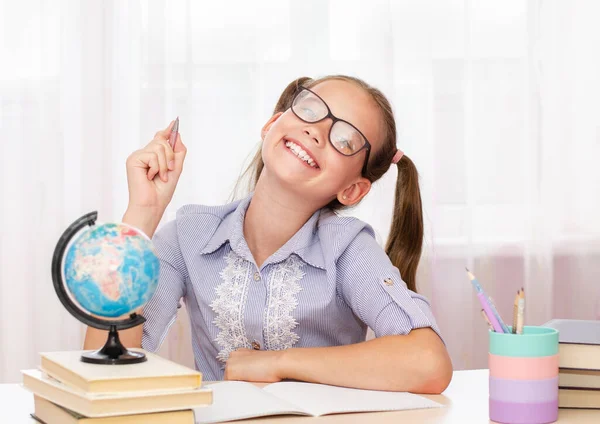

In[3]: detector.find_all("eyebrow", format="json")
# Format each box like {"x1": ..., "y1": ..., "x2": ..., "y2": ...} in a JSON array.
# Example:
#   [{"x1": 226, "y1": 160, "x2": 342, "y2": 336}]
[{"x1": 310, "y1": 89, "x2": 369, "y2": 136}]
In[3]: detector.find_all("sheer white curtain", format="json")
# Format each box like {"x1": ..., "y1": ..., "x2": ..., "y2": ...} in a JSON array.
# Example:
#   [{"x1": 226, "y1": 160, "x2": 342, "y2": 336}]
[{"x1": 1, "y1": 0, "x2": 599, "y2": 383}]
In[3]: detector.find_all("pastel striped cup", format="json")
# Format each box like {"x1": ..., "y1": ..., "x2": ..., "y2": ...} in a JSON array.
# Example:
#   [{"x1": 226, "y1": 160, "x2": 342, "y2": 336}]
[{"x1": 489, "y1": 326, "x2": 559, "y2": 424}]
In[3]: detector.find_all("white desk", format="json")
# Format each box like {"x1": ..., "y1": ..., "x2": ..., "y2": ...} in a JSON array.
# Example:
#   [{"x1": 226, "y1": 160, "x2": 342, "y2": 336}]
[{"x1": 1, "y1": 370, "x2": 599, "y2": 423}]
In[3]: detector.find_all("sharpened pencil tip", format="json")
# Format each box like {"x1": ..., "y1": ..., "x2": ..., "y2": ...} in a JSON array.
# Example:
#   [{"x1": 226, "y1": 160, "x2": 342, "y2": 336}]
[{"x1": 465, "y1": 268, "x2": 476, "y2": 282}]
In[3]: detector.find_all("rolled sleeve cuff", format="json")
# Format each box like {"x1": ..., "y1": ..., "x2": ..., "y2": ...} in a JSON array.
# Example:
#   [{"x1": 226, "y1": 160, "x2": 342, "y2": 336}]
[{"x1": 373, "y1": 277, "x2": 444, "y2": 344}]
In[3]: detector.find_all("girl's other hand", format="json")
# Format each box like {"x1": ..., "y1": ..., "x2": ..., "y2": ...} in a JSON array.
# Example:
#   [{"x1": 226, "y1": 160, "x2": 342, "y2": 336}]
[{"x1": 223, "y1": 349, "x2": 286, "y2": 383}]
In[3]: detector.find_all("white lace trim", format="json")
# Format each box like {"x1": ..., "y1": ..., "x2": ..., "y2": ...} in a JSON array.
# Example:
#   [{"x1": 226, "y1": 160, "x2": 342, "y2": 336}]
[
  {"x1": 264, "y1": 255, "x2": 304, "y2": 351},
  {"x1": 210, "y1": 251, "x2": 252, "y2": 362}
]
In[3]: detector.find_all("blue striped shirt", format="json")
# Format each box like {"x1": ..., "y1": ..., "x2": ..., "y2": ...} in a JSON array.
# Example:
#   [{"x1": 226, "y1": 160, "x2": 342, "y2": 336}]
[{"x1": 142, "y1": 194, "x2": 441, "y2": 381}]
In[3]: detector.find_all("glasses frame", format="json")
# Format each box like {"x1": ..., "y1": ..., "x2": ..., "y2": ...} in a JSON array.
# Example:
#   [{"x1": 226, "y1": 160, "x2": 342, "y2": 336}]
[{"x1": 291, "y1": 87, "x2": 372, "y2": 175}]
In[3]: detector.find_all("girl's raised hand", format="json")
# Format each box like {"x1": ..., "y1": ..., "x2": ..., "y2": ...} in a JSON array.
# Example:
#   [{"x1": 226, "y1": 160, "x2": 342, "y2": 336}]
[{"x1": 125, "y1": 120, "x2": 187, "y2": 215}]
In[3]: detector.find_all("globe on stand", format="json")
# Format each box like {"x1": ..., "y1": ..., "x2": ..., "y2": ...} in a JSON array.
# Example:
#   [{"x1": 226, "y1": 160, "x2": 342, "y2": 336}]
[{"x1": 51, "y1": 212, "x2": 160, "y2": 365}]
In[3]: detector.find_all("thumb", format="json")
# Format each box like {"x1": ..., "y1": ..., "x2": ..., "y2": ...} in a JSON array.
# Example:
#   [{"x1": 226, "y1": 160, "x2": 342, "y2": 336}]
[
  {"x1": 172, "y1": 134, "x2": 187, "y2": 173},
  {"x1": 173, "y1": 133, "x2": 186, "y2": 155},
  {"x1": 159, "y1": 120, "x2": 176, "y2": 139}
]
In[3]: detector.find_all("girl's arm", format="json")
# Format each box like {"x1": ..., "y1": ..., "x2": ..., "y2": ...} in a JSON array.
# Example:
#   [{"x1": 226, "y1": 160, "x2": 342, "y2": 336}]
[
  {"x1": 279, "y1": 328, "x2": 452, "y2": 393},
  {"x1": 225, "y1": 327, "x2": 452, "y2": 394}
]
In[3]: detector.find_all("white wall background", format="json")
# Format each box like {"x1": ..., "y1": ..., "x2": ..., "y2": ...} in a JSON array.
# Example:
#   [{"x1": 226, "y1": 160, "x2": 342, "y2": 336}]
[{"x1": 1, "y1": 0, "x2": 599, "y2": 383}]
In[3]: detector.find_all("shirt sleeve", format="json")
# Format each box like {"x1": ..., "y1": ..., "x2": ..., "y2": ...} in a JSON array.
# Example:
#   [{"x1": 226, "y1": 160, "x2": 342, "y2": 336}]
[
  {"x1": 336, "y1": 228, "x2": 443, "y2": 342},
  {"x1": 141, "y1": 219, "x2": 188, "y2": 352}
]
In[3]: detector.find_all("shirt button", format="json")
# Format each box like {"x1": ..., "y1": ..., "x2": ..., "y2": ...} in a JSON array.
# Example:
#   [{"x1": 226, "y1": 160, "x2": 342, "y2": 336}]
[
  {"x1": 253, "y1": 272, "x2": 261, "y2": 281},
  {"x1": 251, "y1": 341, "x2": 261, "y2": 350},
  {"x1": 384, "y1": 278, "x2": 394, "y2": 286}
]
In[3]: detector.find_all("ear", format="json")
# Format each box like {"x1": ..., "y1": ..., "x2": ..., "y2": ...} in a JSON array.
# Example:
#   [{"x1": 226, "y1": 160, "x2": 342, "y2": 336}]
[
  {"x1": 336, "y1": 177, "x2": 372, "y2": 206},
  {"x1": 261, "y1": 112, "x2": 284, "y2": 140}
]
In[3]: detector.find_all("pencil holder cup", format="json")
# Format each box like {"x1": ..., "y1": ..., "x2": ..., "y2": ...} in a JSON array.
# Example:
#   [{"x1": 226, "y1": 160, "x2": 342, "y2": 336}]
[{"x1": 488, "y1": 326, "x2": 559, "y2": 424}]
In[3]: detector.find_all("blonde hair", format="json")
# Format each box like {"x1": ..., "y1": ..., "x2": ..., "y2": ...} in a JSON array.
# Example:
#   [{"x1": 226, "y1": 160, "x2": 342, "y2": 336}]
[{"x1": 234, "y1": 76, "x2": 424, "y2": 292}]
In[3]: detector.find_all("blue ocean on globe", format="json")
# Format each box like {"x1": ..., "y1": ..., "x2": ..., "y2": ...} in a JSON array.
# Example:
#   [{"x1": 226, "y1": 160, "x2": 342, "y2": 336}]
[{"x1": 63, "y1": 223, "x2": 160, "y2": 318}]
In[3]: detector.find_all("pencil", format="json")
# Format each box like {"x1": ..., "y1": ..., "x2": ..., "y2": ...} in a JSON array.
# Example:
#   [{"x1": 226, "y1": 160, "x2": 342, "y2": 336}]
[
  {"x1": 488, "y1": 296, "x2": 510, "y2": 334},
  {"x1": 465, "y1": 268, "x2": 504, "y2": 333},
  {"x1": 512, "y1": 290, "x2": 519, "y2": 334},
  {"x1": 516, "y1": 288, "x2": 525, "y2": 334},
  {"x1": 481, "y1": 309, "x2": 494, "y2": 331}
]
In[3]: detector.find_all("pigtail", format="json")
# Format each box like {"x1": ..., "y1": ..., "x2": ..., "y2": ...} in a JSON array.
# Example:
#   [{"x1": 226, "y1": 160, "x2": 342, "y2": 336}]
[{"x1": 384, "y1": 155, "x2": 423, "y2": 293}]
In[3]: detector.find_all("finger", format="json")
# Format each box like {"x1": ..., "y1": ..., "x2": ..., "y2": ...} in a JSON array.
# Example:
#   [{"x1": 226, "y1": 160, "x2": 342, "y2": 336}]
[
  {"x1": 148, "y1": 143, "x2": 169, "y2": 182},
  {"x1": 173, "y1": 133, "x2": 185, "y2": 153},
  {"x1": 155, "y1": 120, "x2": 176, "y2": 140},
  {"x1": 172, "y1": 134, "x2": 187, "y2": 172},
  {"x1": 146, "y1": 153, "x2": 160, "y2": 181},
  {"x1": 149, "y1": 137, "x2": 175, "y2": 171},
  {"x1": 155, "y1": 138, "x2": 175, "y2": 170},
  {"x1": 129, "y1": 150, "x2": 157, "y2": 171}
]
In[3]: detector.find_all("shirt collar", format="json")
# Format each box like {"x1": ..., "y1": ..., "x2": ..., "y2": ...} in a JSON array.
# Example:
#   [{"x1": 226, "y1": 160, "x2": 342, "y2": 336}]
[{"x1": 200, "y1": 193, "x2": 326, "y2": 270}]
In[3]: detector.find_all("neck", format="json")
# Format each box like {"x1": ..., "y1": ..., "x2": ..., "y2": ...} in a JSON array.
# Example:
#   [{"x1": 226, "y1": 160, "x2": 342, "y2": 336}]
[{"x1": 243, "y1": 172, "x2": 319, "y2": 268}]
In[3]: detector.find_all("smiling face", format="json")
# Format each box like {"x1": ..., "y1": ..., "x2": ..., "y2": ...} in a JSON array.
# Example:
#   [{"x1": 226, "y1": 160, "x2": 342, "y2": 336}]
[{"x1": 260, "y1": 79, "x2": 385, "y2": 208}]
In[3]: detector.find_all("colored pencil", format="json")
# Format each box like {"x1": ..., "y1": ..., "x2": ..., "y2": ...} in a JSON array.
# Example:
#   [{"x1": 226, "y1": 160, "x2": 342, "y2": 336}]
[
  {"x1": 466, "y1": 268, "x2": 504, "y2": 333},
  {"x1": 516, "y1": 288, "x2": 525, "y2": 334},
  {"x1": 512, "y1": 290, "x2": 520, "y2": 334}
]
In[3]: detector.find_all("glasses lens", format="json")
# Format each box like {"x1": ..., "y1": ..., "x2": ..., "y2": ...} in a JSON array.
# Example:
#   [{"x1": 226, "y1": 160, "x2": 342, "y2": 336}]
[
  {"x1": 292, "y1": 90, "x2": 328, "y2": 123},
  {"x1": 330, "y1": 121, "x2": 366, "y2": 155}
]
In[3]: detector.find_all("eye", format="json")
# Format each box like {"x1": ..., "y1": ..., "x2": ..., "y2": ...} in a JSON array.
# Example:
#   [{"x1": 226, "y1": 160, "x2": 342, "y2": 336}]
[
  {"x1": 337, "y1": 139, "x2": 350, "y2": 149},
  {"x1": 333, "y1": 135, "x2": 354, "y2": 154},
  {"x1": 301, "y1": 107, "x2": 318, "y2": 121}
]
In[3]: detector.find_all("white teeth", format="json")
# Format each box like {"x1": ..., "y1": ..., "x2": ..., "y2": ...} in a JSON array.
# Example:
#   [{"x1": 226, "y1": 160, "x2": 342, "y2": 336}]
[{"x1": 284, "y1": 140, "x2": 317, "y2": 168}]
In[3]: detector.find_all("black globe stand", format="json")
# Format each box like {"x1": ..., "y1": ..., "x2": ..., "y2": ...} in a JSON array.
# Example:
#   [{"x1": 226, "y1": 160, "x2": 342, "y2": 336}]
[
  {"x1": 52, "y1": 211, "x2": 148, "y2": 365},
  {"x1": 81, "y1": 324, "x2": 146, "y2": 365}
]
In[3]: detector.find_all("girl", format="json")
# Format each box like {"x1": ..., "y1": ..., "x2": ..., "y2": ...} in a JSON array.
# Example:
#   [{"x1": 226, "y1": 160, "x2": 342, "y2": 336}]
[{"x1": 85, "y1": 75, "x2": 452, "y2": 394}]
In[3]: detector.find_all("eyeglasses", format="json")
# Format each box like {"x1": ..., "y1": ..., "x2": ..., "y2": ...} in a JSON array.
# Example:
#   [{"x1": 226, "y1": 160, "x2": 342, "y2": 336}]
[{"x1": 291, "y1": 87, "x2": 371, "y2": 175}]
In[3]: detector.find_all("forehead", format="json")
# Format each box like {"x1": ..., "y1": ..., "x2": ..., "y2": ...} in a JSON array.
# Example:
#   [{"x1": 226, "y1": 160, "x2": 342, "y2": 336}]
[{"x1": 309, "y1": 79, "x2": 383, "y2": 148}]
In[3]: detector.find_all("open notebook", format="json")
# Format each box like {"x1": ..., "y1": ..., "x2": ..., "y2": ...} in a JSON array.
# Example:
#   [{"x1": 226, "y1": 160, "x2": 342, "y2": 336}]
[{"x1": 194, "y1": 381, "x2": 442, "y2": 423}]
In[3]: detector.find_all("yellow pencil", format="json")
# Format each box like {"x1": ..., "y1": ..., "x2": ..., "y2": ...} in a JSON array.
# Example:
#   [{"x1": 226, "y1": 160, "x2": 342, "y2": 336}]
[
  {"x1": 512, "y1": 290, "x2": 520, "y2": 334},
  {"x1": 516, "y1": 288, "x2": 525, "y2": 334}
]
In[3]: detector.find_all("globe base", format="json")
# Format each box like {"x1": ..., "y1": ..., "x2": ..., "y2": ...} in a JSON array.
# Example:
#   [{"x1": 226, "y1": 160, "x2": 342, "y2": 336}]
[{"x1": 81, "y1": 325, "x2": 147, "y2": 365}]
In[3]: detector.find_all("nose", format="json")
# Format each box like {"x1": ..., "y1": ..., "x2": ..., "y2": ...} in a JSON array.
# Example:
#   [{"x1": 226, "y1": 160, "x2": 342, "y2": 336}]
[{"x1": 303, "y1": 123, "x2": 327, "y2": 147}]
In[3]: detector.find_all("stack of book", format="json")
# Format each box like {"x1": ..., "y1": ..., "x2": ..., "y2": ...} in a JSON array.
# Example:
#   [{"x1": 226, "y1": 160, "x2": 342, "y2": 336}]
[
  {"x1": 544, "y1": 319, "x2": 600, "y2": 409},
  {"x1": 21, "y1": 349, "x2": 212, "y2": 423}
]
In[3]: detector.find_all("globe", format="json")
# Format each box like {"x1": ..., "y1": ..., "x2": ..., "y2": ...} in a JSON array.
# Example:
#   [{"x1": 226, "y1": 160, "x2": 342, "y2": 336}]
[
  {"x1": 63, "y1": 222, "x2": 159, "y2": 318},
  {"x1": 52, "y1": 211, "x2": 160, "y2": 364}
]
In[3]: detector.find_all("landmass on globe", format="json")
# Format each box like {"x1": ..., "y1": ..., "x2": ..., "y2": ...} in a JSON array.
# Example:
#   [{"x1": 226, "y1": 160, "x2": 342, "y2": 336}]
[{"x1": 63, "y1": 223, "x2": 160, "y2": 318}]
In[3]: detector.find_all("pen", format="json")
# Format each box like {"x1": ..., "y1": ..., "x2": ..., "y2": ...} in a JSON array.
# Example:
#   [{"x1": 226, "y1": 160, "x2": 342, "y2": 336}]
[
  {"x1": 466, "y1": 268, "x2": 504, "y2": 333},
  {"x1": 169, "y1": 116, "x2": 179, "y2": 149}
]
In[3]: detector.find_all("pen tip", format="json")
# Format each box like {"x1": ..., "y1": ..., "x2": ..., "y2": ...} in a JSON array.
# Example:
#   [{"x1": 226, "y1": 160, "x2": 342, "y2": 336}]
[{"x1": 465, "y1": 267, "x2": 470, "y2": 272}]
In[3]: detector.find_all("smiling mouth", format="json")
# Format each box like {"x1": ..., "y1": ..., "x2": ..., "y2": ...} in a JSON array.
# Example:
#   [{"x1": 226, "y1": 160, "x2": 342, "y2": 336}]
[{"x1": 283, "y1": 138, "x2": 320, "y2": 169}]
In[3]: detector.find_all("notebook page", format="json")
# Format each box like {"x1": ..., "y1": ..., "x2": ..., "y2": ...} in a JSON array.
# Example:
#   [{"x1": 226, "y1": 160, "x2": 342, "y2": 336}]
[
  {"x1": 263, "y1": 382, "x2": 443, "y2": 417},
  {"x1": 193, "y1": 381, "x2": 310, "y2": 424}
]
